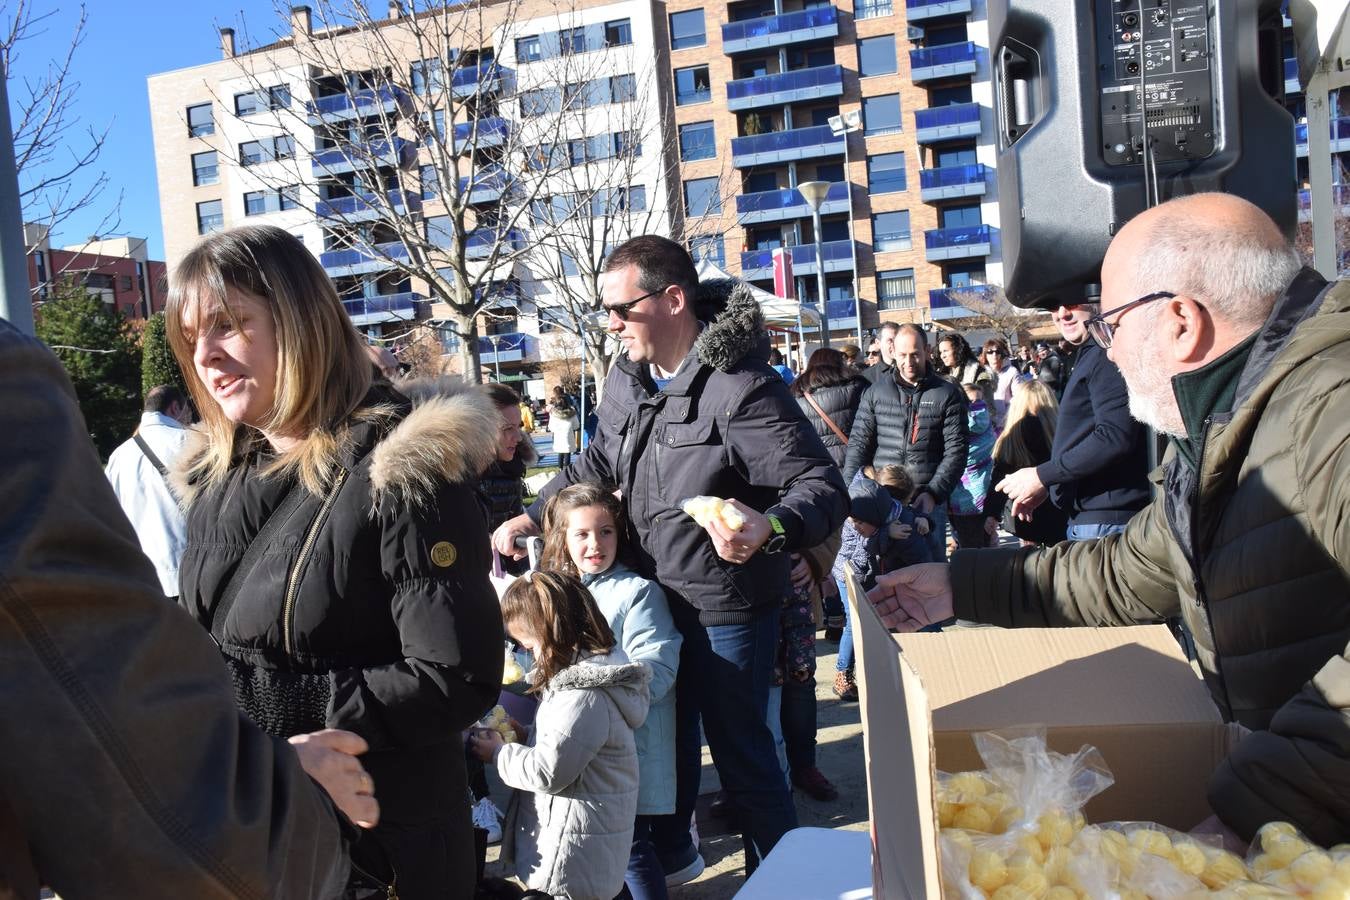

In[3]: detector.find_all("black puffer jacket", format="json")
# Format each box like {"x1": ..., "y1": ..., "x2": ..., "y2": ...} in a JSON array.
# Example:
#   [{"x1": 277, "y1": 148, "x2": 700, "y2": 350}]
[
  {"x1": 529, "y1": 280, "x2": 848, "y2": 625},
  {"x1": 176, "y1": 383, "x2": 505, "y2": 899},
  {"x1": 841, "y1": 369, "x2": 969, "y2": 501},
  {"x1": 794, "y1": 376, "x2": 867, "y2": 468}
]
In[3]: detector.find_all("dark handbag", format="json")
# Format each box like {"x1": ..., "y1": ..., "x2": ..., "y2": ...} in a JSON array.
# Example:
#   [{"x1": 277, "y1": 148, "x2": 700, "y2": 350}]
[{"x1": 208, "y1": 476, "x2": 337, "y2": 739}]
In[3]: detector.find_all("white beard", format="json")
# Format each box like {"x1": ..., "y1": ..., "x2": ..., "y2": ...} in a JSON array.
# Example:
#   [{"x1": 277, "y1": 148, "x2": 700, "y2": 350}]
[{"x1": 1120, "y1": 332, "x2": 1187, "y2": 437}]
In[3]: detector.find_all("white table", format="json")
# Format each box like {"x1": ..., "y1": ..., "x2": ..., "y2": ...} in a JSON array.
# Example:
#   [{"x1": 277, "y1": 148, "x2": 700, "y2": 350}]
[{"x1": 733, "y1": 827, "x2": 873, "y2": 900}]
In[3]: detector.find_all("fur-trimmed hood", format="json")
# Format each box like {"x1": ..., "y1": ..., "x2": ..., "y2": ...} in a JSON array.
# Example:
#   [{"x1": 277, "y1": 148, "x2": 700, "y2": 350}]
[
  {"x1": 692, "y1": 279, "x2": 770, "y2": 373},
  {"x1": 544, "y1": 651, "x2": 651, "y2": 729}
]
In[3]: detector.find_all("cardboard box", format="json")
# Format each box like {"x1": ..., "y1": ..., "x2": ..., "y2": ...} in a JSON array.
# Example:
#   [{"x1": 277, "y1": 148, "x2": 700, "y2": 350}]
[{"x1": 844, "y1": 572, "x2": 1234, "y2": 899}]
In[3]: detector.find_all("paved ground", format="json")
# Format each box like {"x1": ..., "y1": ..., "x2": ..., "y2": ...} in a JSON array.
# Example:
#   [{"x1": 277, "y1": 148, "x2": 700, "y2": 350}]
[{"x1": 484, "y1": 638, "x2": 869, "y2": 899}]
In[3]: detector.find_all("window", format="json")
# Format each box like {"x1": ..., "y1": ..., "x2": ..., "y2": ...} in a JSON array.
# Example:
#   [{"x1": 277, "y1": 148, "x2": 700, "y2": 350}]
[
  {"x1": 516, "y1": 35, "x2": 541, "y2": 62},
  {"x1": 421, "y1": 164, "x2": 440, "y2": 198},
  {"x1": 561, "y1": 253, "x2": 579, "y2": 277},
  {"x1": 269, "y1": 85, "x2": 291, "y2": 110},
  {"x1": 559, "y1": 26, "x2": 586, "y2": 54},
  {"x1": 240, "y1": 136, "x2": 291, "y2": 166},
  {"x1": 814, "y1": 162, "x2": 845, "y2": 182},
  {"x1": 627, "y1": 185, "x2": 647, "y2": 212},
  {"x1": 243, "y1": 190, "x2": 268, "y2": 216},
  {"x1": 563, "y1": 81, "x2": 590, "y2": 107},
  {"x1": 411, "y1": 58, "x2": 444, "y2": 93},
  {"x1": 857, "y1": 35, "x2": 897, "y2": 76},
  {"x1": 872, "y1": 210, "x2": 912, "y2": 252},
  {"x1": 120, "y1": 275, "x2": 134, "y2": 292},
  {"x1": 520, "y1": 87, "x2": 558, "y2": 117},
  {"x1": 197, "y1": 200, "x2": 224, "y2": 235},
  {"x1": 867, "y1": 151, "x2": 907, "y2": 193},
  {"x1": 863, "y1": 95, "x2": 902, "y2": 136},
  {"x1": 235, "y1": 91, "x2": 260, "y2": 117},
  {"x1": 941, "y1": 204, "x2": 982, "y2": 228},
  {"x1": 614, "y1": 131, "x2": 641, "y2": 157},
  {"x1": 877, "y1": 268, "x2": 916, "y2": 309},
  {"x1": 605, "y1": 19, "x2": 632, "y2": 46},
  {"x1": 679, "y1": 121, "x2": 715, "y2": 161},
  {"x1": 426, "y1": 214, "x2": 454, "y2": 248},
  {"x1": 683, "y1": 176, "x2": 721, "y2": 217},
  {"x1": 273, "y1": 135, "x2": 295, "y2": 160},
  {"x1": 931, "y1": 83, "x2": 973, "y2": 105},
  {"x1": 280, "y1": 185, "x2": 302, "y2": 211},
  {"x1": 240, "y1": 140, "x2": 264, "y2": 167},
  {"x1": 936, "y1": 146, "x2": 978, "y2": 167},
  {"x1": 187, "y1": 103, "x2": 214, "y2": 137},
  {"x1": 855, "y1": 0, "x2": 893, "y2": 19},
  {"x1": 669, "y1": 10, "x2": 707, "y2": 49},
  {"x1": 690, "y1": 235, "x2": 725, "y2": 267},
  {"x1": 191, "y1": 150, "x2": 219, "y2": 186},
  {"x1": 235, "y1": 85, "x2": 289, "y2": 116},
  {"x1": 568, "y1": 139, "x2": 589, "y2": 166},
  {"x1": 610, "y1": 74, "x2": 636, "y2": 103},
  {"x1": 674, "y1": 65, "x2": 711, "y2": 105}
]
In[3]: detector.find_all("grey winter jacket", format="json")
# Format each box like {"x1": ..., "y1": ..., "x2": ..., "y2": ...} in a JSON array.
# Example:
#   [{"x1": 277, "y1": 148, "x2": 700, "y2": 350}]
[
  {"x1": 795, "y1": 376, "x2": 867, "y2": 468},
  {"x1": 841, "y1": 370, "x2": 969, "y2": 502},
  {"x1": 530, "y1": 280, "x2": 848, "y2": 625},
  {"x1": 497, "y1": 651, "x2": 650, "y2": 900}
]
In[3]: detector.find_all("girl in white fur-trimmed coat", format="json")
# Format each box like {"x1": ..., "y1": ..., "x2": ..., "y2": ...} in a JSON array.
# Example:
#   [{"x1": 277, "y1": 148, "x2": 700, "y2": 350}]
[{"x1": 471, "y1": 572, "x2": 650, "y2": 900}]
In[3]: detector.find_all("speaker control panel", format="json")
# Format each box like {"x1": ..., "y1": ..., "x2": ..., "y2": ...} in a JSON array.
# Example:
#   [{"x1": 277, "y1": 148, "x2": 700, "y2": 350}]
[{"x1": 1098, "y1": 0, "x2": 1216, "y2": 165}]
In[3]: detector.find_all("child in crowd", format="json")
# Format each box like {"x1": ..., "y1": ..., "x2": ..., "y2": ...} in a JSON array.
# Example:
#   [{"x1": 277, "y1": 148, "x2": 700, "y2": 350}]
[
  {"x1": 831, "y1": 466, "x2": 932, "y2": 700},
  {"x1": 470, "y1": 572, "x2": 650, "y2": 900},
  {"x1": 948, "y1": 383, "x2": 997, "y2": 550},
  {"x1": 540, "y1": 483, "x2": 681, "y2": 900}
]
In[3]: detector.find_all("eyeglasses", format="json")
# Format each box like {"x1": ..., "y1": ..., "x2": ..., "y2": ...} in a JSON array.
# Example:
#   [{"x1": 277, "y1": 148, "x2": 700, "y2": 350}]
[
  {"x1": 603, "y1": 287, "x2": 666, "y2": 322},
  {"x1": 988, "y1": 350, "x2": 1006, "y2": 357},
  {"x1": 1084, "y1": 291, "x2": 1175, "y2": 349},
  {"x1": 866, "y1": 351, "x2": 881, "y2": 358}
]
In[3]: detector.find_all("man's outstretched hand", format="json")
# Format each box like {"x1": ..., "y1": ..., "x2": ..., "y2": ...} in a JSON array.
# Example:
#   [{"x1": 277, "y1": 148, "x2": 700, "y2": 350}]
[{"x1": 866, "y1": 563, "x2": 954, "y2": 631}]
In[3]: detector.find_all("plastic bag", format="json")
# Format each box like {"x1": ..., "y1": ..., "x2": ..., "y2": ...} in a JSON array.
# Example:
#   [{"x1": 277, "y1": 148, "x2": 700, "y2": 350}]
[
  {"x1": 680, "y1": 495, "x2": 746, "y2": 531},
  {"x1": 1244, "y1": 821, "x2": 1350, "y2": 896}
]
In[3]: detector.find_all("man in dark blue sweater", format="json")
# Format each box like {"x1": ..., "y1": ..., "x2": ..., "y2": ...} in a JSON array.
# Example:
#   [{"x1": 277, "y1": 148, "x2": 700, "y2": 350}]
[{"x1": 995, "y1": 294, "x2": 1151, "y2": 539}]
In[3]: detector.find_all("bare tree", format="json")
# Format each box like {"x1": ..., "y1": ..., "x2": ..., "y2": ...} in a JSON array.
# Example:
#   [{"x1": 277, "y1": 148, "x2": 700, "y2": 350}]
[
  {"x1": 949, "y1": 284, "x2": 1044, "y2": 347},
  {"x1": 2, "y1": 0, "x2": 121, "y2": 262}
]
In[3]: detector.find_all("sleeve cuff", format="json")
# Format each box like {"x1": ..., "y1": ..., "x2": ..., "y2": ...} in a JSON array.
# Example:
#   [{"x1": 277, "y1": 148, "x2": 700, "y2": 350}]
[
  {"x1": 1036, "y1": 460, "x2": 1066, "y2": 485},
  {"x1": 766, "y1": 505, "x2": 805, "y2": 550}
]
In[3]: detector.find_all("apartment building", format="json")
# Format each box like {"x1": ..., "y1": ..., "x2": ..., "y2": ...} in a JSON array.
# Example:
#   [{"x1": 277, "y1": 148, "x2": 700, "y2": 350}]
[
  {"x1": 1283, "y1": 20, "x2": 1350, "y2": 264},
  {"x1": 664, "y1": 0, "x2": 1002, "y2": 343},
  {"x1": 147, "y1": 1, "x2": 673, "y2": 380},
  {"x1": 25, "y1": 224, "x2": 169, "y2": 319}
]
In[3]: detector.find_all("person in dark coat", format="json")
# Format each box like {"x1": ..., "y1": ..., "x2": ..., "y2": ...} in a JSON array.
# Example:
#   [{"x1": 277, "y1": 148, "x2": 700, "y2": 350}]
[
  {"x1": 983, "y1": 378, "x2": 1068, "y2": 545},
  {"x1": 493, "y1": 236, "x2": 847, "y2": 880},
  {"x1": 861, "y1": 322, "x2": 898, "y2": 384},
  {"x1": 791, "y1": 347, "x2": 867, "y2": 469},
  {"x1": 166, "y1": 225, "x2": 504, "y2": 899},
  {"x1": 843, "y1": 324, "x2": 968, "y2": 562},
  {"x1": 476, "y1": 381, "x2": 537, "y2": 533}
]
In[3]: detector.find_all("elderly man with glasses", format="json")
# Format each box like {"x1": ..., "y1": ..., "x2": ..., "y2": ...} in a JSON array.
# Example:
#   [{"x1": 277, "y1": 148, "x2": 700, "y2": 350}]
[{"x1": 867, "y1": 192, "x2": 1350, "y2": 850}]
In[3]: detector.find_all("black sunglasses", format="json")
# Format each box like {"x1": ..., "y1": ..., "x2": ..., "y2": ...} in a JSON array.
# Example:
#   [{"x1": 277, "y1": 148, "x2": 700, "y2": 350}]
[
  {"x1": 603, "y1": 287, "x2": 666, "y2": 321},
  {"x1": 1085, "y1": 291, "x2": 1176, "y2": 349}
]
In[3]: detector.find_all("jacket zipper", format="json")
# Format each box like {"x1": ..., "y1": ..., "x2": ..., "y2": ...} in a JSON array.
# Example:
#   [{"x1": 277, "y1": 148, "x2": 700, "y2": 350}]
[
  {"x1": 1188, "y1": 417, "x2": 1234, "y2": 717},
  {"x1": 283, "y1": 469, "x2": 349, "y2": 655}
]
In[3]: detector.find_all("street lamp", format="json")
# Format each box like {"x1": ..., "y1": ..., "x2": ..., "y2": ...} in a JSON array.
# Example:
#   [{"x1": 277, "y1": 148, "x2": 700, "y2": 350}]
[
  {"x1": 828, "y1": 109, "x2": 863, "y2": 349},
  {"x1": 797, "y1": 180, "x2": 832, "y2": 349},
  {"x1": 488, "y1": 334, "x2": 503, "y2": 382}
]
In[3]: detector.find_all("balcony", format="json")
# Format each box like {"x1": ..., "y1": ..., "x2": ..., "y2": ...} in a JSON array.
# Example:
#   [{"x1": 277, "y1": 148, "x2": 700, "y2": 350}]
[
  {"x1": 722, "y1": 6, "x2": 839, "y2": 55},
  {"x1": 736, "y1": 181, "x2": 850, "y2": 225},
  {"x1": 1284, "y1": 57, "x2": 1300, "y2": 95},
  {"x1": 466, "y1": 228, "x2": 526, "y2": 260},
  {"x1": 477, "y1": 331, "x2": 538, "y2": 366},
  {"x1": 458, "y1": 166, "x2": 514, "y2": 204},
  {"x1": 732, "y1": 124, "x2": 844, "y2": 167},
  {"x1": 316, "y1": 189, "x2": 422, "y2": 222},
  {"x1": 451, "y1": 62, "x2": 507, "y2": 97},
  {"x1": 919, "y1": 163, "x2": 989, "y2": 202},
  {"x1": 1297, "y1": 184, "x2": 1350, "y2": 223},
  {"x1": 924, "y1": 224, "x2": 993, "y2": 261},
  {"x1": 452, "y1": 116, "x2": 509, "y2": 153},
  {"x1": 307, "y1": 85, "x2": 409, "y2": 124},
  {"x1": 1294, "y1": 116, "x2": 1350, "y2": 158},
  {"x1": 311, "y1": 138, "x2": 414, "y2": 177},
  {"x1": 905, "y1": 0, "x2": 972, "y2": 21},
  {"x1": 320, "y1": 241, "x2": 411, "y2": 278},
  {"x1": 740, "y1": 239, "x2": 855, "y2": 279},
  {"x1": 928, "y1": 284, "x2": 994, "y2": 320},
  {"x1": 726, "y1": 64, "x2": 844, "y2": 112},
  {"x1": 342, "y1": 291, "x2": 427, "y2": 327},
  {"x1": 915, "y1": 102, "x2": 982, "y2": 143},
  {"x1": 910, "y1": 41, "x2": 979, "y2": 82}
]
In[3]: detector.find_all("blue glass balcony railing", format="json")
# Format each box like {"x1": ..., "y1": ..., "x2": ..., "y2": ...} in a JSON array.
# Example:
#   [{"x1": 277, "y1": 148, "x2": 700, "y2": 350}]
[
  {"x1": 731, "y1": 124, "x2": 844, "y2": 163},
  {"x1": 906, "y1": 0, "x2": 972, "y2": 12},
  {"x1": 741, "y1": 239, "x2": 854, "y2": 273},
  {"x1": 925, "y1": 224, "x2": 992, "y2": 251},
  {"x1": 1295, "y1": 116, "x2": 1350, "y2": 147},
  {"x1": 825, "y1": 298, "x2": 857, "y2": 321},
  {"x1": 1284, "y1": 57, "x2": 1298, "y2": 85},
  {"x1": 451, "y1": 62, "x2": 505, "y2": 90},
  {"x1": 919, "y1": 163, "x2": 987, "y2": 190},
  {"x1": 311, "y1": 138, "x2": 411, "y2": 174},
  {"x1": 722, "y1": 6, "x2": 838, "y2": 45},
  {"x1": 1298, "y1": 185, "x2": 1350, "y2": 208},
  {"x1": 915, "y1": 102, "x2": 981, "y2": 132},
  {"x1": 320, "y1": 241, "x2": 411, "y2": 270},
  {"x1": 727, "y1": 65, "x2": 844, "y2": 107},
  {"x1": 316, "y1": 189, "x2": 420, "y2": 218},
  {"x1": 458, "y1": 166, "x2": 513, "y2": 199},
  {"x1": 466, "y1": 228, "x2": 526, "y2": 258},
  {"x1": 477, "y1": 331, "x2": 533, "y2": 355},
  {"x1": 308, "y1": 85, "x2": 407, "y2": 118},
  {"x1": 736, "y1": 181, "x2": 849, "y2": 215},
  {"x1": 910, "y1": 41, "x2": 978, "y2": 73},
  {"x1": 342, "y1": 291, "x2": 425, "y2": 319},
  {"x1": 452, "y1": 116, "x2": 509, "y2": 149}
]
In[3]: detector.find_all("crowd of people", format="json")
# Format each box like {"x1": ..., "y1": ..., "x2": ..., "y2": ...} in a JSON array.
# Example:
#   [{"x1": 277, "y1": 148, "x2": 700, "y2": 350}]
[{"x1": 4, "y1": 191, "x2": 1349, "y2": 899}]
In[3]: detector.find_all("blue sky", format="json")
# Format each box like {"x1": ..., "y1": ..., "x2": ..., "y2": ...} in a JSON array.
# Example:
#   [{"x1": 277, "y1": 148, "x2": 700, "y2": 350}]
[{"x1": 9, "y1": 0, "x2": 285, "y2": 259}]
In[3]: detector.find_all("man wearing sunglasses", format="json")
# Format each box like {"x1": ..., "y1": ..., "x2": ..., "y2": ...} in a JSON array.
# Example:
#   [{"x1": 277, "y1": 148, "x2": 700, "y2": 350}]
[
  {"x1": 868, "y1": 192, "x2": 1350, "y2": 849},
  {"x1": 493, "y1": 235, "x2": 847, "y2": 880}
]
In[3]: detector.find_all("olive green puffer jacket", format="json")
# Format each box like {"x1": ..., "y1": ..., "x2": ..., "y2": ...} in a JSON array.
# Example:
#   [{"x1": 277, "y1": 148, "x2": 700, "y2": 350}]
[{"x1": 951, "y1": 269, "x2": 1350, "y2": 846}]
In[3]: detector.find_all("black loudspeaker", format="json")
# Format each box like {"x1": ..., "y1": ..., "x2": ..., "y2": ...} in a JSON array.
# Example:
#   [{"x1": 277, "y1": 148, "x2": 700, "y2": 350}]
[{"x1": 990, "y1": 0, "x2": 1297, "y2": 309}]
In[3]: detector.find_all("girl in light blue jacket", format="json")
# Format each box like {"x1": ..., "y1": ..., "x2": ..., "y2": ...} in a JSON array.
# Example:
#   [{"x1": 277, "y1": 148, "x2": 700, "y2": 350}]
[{"x1": 542, "y1": 482, "x2": 682, "y2": 900}]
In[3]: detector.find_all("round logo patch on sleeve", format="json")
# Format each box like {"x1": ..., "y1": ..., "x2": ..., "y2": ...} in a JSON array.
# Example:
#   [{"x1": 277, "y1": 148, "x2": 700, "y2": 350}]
[{"x1": 430, "y1": 541, "x2": 458, "y2": 568}]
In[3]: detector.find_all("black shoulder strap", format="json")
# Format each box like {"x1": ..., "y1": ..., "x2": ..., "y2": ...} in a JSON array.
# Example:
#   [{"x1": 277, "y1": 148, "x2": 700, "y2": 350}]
[
  {"x1": 208, "y1": 481, "x2": 306, "y2": 642},
  {"x1": 134, "y1": 433, "x2": 170, "y2": 480}
]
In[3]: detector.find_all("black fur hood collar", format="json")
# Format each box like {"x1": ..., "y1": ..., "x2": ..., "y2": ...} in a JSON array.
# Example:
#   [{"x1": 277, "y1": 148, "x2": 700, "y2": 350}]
[{"x1": 692, "y1": 279, "x2": 770, "y2": 373}]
